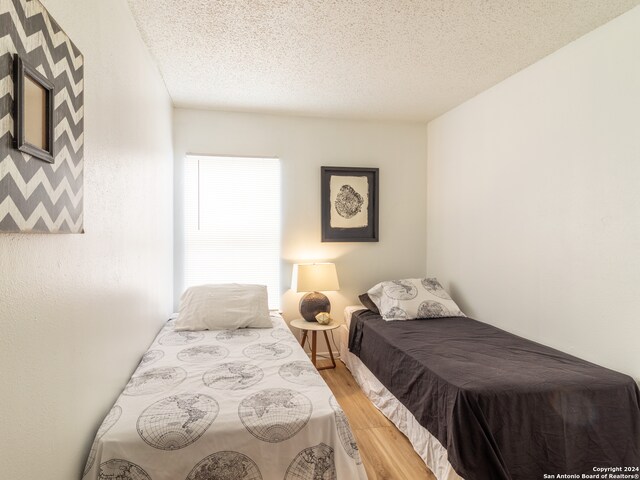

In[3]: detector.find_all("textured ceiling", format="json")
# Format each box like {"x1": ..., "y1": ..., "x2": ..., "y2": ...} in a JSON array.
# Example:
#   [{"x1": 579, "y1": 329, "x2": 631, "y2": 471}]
[{"x1": 127, "y1": 0, "x2": 639, "y2": 122}]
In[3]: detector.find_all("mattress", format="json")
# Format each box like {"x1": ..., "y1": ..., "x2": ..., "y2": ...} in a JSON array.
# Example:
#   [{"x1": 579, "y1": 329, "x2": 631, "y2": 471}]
[
  {"x1": 343, "y1": 305, "x2": 364, "y2": 329},
  {"x1": 83, "y1": 313, "x2": 367, "y2": 480},
  {"x1": 348, "y1": 309, "x2": 640, "y2": 480}
]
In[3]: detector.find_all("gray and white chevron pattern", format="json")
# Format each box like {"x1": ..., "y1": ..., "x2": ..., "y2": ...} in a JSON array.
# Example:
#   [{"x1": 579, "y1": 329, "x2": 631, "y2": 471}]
[{"x1": 0, "y1": 0, "x2": 83, "y2": 233}]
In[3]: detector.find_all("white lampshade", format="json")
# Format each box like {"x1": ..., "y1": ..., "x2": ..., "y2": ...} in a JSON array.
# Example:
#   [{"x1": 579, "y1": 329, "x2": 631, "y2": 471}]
[{"x1": 292, "y1": 263, "x2": 340, "y2": 293}]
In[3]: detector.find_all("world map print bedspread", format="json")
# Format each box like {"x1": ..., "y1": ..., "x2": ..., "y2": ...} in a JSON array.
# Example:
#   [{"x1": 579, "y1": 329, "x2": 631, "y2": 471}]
[{"x1": 83, "y1": 314, "x2": 367, "y2": 480}]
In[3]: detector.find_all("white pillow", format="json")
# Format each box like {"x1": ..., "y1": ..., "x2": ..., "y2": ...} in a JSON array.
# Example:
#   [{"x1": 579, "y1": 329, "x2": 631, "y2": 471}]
[
  {"x1": 175, "y1": 284, "x2": 272, "y2": 331},
  {"x1": 367, "y1": 278, "x2": 465, "y2": 321}
]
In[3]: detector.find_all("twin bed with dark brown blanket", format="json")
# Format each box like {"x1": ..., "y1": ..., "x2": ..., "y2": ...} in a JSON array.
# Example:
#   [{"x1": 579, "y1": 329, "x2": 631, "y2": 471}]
[{"x1": 348, "y1": 309, "x2": 640, "y2": 480}]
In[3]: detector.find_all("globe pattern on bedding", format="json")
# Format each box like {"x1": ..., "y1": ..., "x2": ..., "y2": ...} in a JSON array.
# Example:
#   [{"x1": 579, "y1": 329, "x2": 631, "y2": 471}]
[
  {"x1": 158, "y1": 330, "x2": 204, "y2": 346},
  {"x1": 216, "y1": 329, "x2": 259, "y2": 343},
  {"x1": 139, "y1": 350, "x2": 164, "y2": 367},
  {"x1": 386, "y1": 280, "x2": 418, "y2": 300},
  {"x1": 186, "y1": 451, "x2": 262, "y2": 480},
  {"x1": 177, "y1": 345, "x2": 229, "y2": 363},
  {"x1": 136, "y1": 394, "x2": 219, "y2": 450},
  {"x1": 83, "y1": 405, "x2": 122, "y2": 476},
  {"x1": 98, "y1": 459, "x2": 151, "y2": 480},
  {"x1": 203, "y1": 362, "x2": 264, "y2": 391},
  {"x1": 385, "y1": 306, "x2": 408, "y2": 320},
  {"x1": 279, "y1": 361, "x2": 325, "y2": 386},
  {"x1": 417, "y1": 300, "x2": 453, "y2": 318},
  {"x1": 285, "y1": 443, "x2": 337, "y2": 480},
  {"x1": 123, "y1": 366, "x2": 187, "y2": 396},
  {"x1": 421, "y1": 278, "x2": 452, "y2": 299},
  {"x1": 330, "y1": 395, "x2": 361, "y2": 464},
  {"x1": 243, "y1": 342, "x2": 293, "y2": 360},
  {"x1": 239, "y1": 388, "x2": 313, "y2": 443}
]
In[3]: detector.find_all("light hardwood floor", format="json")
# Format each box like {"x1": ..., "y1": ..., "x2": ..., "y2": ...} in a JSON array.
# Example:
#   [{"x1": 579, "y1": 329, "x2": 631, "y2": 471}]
[{"x1": 319, "y1": 360, "x2": 436, "y2": 480}]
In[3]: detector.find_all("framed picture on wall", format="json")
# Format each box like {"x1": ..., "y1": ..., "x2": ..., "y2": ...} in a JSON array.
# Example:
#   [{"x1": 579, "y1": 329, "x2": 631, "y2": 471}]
[
  {"x1": 321, "y1": 166, "x2": 379, "y2": 242},
  {"x1": 13, "y1": 54, "x2": 55, "y2": 163}
]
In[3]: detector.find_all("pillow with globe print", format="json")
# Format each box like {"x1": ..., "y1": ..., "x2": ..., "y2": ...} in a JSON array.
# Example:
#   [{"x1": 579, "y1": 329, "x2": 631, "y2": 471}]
[{"x1": 367, "y1": 278, "x2": 466, "y2": 321}]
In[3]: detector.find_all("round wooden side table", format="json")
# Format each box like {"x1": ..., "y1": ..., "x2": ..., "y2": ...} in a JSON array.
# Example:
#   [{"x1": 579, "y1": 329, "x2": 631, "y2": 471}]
[{"x1": 289, "y1": 318, "x2": 341, "y2": 370}]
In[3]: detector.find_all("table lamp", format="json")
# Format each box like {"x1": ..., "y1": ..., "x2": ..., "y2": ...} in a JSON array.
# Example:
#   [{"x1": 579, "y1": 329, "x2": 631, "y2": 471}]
[{"x1": 292, "y1": 262, "x2": 340, "y2": 322}]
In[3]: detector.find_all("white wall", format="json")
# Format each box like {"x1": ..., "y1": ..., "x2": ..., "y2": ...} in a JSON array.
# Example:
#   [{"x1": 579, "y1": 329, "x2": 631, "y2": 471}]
[
  {"x1": 0, "y1": 2, "x2": 173, "y2": 479},
  {"x1": 173, "y1": 109, "x2": 428, "y2": 336},
  {"x1": 427, "y1": 6, "x2": 640, "y2": 380}
]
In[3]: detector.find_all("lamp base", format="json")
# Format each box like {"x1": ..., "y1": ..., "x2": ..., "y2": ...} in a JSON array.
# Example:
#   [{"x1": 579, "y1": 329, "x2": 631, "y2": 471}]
[{"x1": 299, "y1": 291, "x2": 331, "y2": 322}]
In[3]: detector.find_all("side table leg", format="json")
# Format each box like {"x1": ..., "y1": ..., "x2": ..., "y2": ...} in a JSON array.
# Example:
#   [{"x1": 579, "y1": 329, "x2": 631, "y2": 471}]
[
  {"x1": 311, "y1": 331, "x2": 317, "y2": 366},
  {"x1": 300, "y1": 330, "x2": 308, "y2": 349},
  {"x1": 318, "y1": 330, "x2": 336, "y2": 370}
]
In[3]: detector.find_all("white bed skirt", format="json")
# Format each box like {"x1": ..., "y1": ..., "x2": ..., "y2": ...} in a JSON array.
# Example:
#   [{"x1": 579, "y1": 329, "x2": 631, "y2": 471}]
[{"x1": 338, "y1": 323, "x2": 464, "y2": 480}]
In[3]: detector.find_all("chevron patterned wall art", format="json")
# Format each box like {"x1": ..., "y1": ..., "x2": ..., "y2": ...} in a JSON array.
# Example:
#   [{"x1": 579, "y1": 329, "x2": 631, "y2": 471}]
[{"x1": 0, "y1": 0, "x2": 83, "y2": 233}]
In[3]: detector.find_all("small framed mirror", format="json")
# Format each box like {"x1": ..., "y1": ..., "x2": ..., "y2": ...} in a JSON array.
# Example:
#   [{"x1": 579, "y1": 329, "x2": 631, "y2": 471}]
[{"x1": 13, "y1": 55, "x2": 55, "y2": 163}]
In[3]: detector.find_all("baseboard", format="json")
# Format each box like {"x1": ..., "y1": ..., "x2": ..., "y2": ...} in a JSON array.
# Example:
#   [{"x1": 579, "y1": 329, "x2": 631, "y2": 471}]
[
  {"x1": 316, "y1": 350, "x2": 341, "y2": 359},
  {"x1": 302, "y1": 349, "x2": 341, "y2": 360}
]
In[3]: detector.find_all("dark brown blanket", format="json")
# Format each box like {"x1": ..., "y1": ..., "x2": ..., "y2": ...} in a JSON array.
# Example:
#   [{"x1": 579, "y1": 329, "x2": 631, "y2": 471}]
[{"x1": 348, "y1": 310, "x2": 640, "y2": 480}]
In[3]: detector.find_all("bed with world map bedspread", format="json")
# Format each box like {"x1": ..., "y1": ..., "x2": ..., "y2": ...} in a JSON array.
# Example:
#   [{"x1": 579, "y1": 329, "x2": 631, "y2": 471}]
[{"x1": 82, "y1": 313, "x2": 366, "y2": 480}]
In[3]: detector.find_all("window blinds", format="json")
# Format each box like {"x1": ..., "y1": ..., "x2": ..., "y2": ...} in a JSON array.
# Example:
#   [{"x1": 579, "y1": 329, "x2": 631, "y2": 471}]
[{"x1": 184, "y1": 155, "x2": 281, "y2": 309}]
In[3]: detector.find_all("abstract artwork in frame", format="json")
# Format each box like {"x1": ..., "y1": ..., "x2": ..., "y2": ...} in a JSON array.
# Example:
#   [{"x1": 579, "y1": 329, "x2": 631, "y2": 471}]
[
  {"x1": 0, "y1": 0, "x2": 84, "y2": 233},
  {"x1": 321, "y1": 166, "x2": 379, "y2": 242}
]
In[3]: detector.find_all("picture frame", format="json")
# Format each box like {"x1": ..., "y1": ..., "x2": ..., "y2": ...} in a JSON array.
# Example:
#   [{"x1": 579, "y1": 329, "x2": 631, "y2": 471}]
[
  {"x1": 321, "y1": 166, "x2": 379, "y2": 242},
  {"x1": 13, "y1": 54, "x2": 55, "y2": 163}
]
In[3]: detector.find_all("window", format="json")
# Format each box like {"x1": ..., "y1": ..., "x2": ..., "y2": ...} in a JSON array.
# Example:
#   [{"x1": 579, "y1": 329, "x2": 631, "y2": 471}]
[{"x1": 184, "y1": 155, "x2": 281, "y2": 309}]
